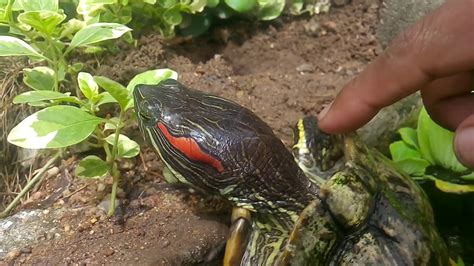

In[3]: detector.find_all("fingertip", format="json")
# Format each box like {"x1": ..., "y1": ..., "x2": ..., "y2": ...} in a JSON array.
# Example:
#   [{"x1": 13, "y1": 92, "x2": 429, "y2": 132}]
[
  {"x1": 454, "y1": 114, "x2": 474, "y2": 169},
  {"x1": 317, "y1": 89, "x2": 381, "y2": 134}
]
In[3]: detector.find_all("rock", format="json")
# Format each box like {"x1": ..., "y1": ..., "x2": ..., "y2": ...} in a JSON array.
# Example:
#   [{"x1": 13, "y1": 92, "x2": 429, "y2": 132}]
[
  {"x1": 377, "y1": 0, "x2": 445, "y2": 48},
  {"x1": 358, "y1": 93, "x2": 422, "y2": 154},
  {"x1": 322, "y1": 21, "x2": 337, "y2": 33},
  {"x1": 103, "y1": 248, "x2": 115, "y2": 257},
  {"x1": 303, "y1": 21, "x2": 321, "y2": 37},
  {"x1": 0, "y1": 209, "x2": 65, "y2": 259}
]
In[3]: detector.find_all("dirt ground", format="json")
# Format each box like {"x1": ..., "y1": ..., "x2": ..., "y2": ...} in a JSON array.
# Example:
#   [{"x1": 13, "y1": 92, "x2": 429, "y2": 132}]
[{"x1": 4, "y1": 0, "x2": 382, "y2": 264}]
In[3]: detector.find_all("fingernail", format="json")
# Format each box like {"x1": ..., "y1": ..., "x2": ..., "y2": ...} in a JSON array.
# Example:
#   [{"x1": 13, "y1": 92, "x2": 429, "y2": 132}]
[
  {"x1": 318, "y1": 101, "x2": 333, "y2": 121},
  {"x1": 454, "y1": 127, "x2": 474, "y2": 168}
]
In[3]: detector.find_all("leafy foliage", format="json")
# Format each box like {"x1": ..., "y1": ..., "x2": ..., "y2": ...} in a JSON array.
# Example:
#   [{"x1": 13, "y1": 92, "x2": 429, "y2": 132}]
[
  {"x1": 8, "y1": 67, "x2": 178, "y2": 215},
  {"x1": 390, "y1": 108, "x2": 474, "y2": 194}
]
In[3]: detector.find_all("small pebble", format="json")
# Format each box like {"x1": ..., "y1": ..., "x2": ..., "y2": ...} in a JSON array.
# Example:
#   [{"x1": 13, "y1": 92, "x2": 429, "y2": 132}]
[
  {"x1": 296, "y1": 63, "x2": 315, "y2": 73},
  {"x1": 103, "y1": 249, "x2": 115, "y2": 257},
  {"x1": 322, "y1": 21, "x2": 338, "y2": 33},
  {"x1": 161, "y1": 240, "x2": 170, "y2": 248},
  {"x1": 97, "y1": 183, "x2": 106, "y2": 192}
]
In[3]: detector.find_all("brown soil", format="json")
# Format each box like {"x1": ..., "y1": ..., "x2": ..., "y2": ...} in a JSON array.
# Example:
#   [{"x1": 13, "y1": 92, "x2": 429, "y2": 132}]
[{"x1": 5, "y1": 0, "x2": 380, "y2": 264}]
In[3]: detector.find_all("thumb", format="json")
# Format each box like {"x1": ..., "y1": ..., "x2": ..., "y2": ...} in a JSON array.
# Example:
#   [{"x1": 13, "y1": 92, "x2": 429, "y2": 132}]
[{"x1": 454, "y1": 114, "x2": 474, "y2": 169}]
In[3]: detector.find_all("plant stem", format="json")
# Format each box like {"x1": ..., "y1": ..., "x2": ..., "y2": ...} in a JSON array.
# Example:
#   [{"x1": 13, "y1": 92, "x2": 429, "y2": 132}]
[
  {"x1": 107, "y1": 110, "x2": 124, "y2": 216},
  {"x1": 44, "y1": 35, "x2": 61, "y2": 92},
  {"x1": 0, "y1": 152, "x2": 61, "y2": 218},
  {"x1": 108, "y1": 165, "x2": 119, "y2": 216}
]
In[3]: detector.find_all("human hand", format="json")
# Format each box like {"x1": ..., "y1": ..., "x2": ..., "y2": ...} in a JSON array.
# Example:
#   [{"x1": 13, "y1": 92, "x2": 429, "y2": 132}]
[{"x1": 317, "y1": 0, "x2": 474, "y2": 167}]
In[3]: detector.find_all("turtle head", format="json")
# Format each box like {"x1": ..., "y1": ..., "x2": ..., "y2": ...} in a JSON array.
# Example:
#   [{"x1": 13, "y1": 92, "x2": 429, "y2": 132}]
[
  {"x1": 133, "y1": 79, "x2": 233, "y2": 192},
  {"x1": 134, "y1": 79, "x2": 186, "y2": 132},
  {"x1": 134, "y1": 80, "x2": 315, "y2": 212},
  {"x1": 292, "y1": 116, "x2": 344, "y2": 182}
]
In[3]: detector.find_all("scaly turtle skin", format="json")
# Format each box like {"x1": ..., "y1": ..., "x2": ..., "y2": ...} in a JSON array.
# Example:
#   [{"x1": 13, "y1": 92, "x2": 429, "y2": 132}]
[{"x1": 133, "y1": 79, "x2": 448, "y2": 265}]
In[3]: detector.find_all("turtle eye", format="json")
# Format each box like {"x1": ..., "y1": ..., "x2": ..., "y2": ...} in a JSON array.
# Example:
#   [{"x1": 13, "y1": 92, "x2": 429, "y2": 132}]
[{"x1": 138, "y1": 100, "x2": 158, "y2": 121}]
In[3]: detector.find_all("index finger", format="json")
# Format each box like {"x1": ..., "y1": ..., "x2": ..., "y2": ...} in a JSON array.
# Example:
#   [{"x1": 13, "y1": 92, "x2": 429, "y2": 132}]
[{"x1": 318, "y1": 0, "x2": 474, "y2": 134}]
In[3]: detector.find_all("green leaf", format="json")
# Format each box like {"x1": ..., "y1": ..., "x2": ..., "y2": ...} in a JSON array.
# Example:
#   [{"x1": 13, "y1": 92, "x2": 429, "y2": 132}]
[
  {"x1": 13, "y1": 91, "x2": 80, "y2": 104},
  {"x1": 460, "y1": 172, "x2": 474, "y2": 181},
  {"x1": 16, "y1": 0, "x2": 58, "y2": 11},
  {"x1": 257, "y1": 0, "x2": 284, "y2": 20},
  {"x1": 288, "y1": 0, "x2": 303, "y2": 14},
  {"x1": 394, "y1": 158, "x2": 429, "y2": 177},
  {"x1": 179, "y1": 13, "x2": 211, "y2": 37},
  {"x1": 0, "y1": 36, "x2": 46, "y2": 59},
  {"x1": 189, "y1": 0, "x2": 207, "y2": 13},
  {"x1": 104, "y1": 117, "x2": 120, "y2": 131},
  {"x1": 23, "y1": 66, "x2": 55, "y2": 91},
  {"x1": 94, "y1": 76, "x2": 130, "y2": 110},
  {"x1": 206, "y1": 0, "x2": 220, "y2": 8},
  {"x1": 225, "y1": 0, "x2": 257, "y2": 13},
  {"x1": 158, "y1": 0, "x2": 176, "y2": 8},
  {"x1": 83, "y1": 45, "x2": 105, "y2": 54},
  {"x1": 417, "y1": 108, "x2": 467, "y2": 173},
  {"x1": 57, "y1": 60, "x2": 67, "y2": 82},
  {"x1": 60, "y1": 18, "x2": 86, "y2": 39},
  {"x1": 67, "y1": 23, "x2": 131, "y2": 52},
  {"x1": 76, "y1": 0, "x2": 116, "y2": 17},
  {"x1": 78, "y1": 72, "x2": 99, "y2": 100},
  {"x1": 434, "y1": 178, "x2": 474, "y2": 194},
  {"x1": 7, "y1": 106, "x2": 103, "y2": 149},
  {"x1": 105, "y1": 133, "x2": 140, "y2": 158},
  {"x1": 69, "y1": 62, "x2": 84, "y2": 72},
  {"x1": 455, "y1": 256, "x2": 465, "y2": 266},
  {"x1": 215, "y1": 4, "x2": 235, "y2": 19},
  {"x1": 163, "y1": 6, "x2": 182, "y2": 26},
  {"x1": 75, "y1": 155, "x2": 109, "y2": 179},
  {"x1": 126, "y1": 68, "x2": 178, "y2": 93},
  {"x1": 397, "y1": 127, "x2": 419, "y2": 150},
  {"x1": 17, "y1": 10, "x2": 66, "y2": 35},
  {"x1": 94, "y1": 91, "x2": 117, "y2": 106},
  {"x1": 389, "y1": 141, "x2": 421, "y2": 161}
]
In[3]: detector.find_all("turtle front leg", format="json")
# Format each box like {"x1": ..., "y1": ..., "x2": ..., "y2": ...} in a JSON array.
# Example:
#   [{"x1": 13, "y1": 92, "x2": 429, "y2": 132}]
[{"x1": 224, "y1": 207, "x2": 252, "y2": 266}]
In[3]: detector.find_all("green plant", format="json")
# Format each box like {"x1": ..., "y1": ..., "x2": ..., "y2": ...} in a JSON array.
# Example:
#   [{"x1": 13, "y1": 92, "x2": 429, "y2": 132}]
[
  {"x1": 0, "y1": 0, "x2": 132, "y2": 92},
  {"x1": 76, "y1": 0, "x2": 306, "y2": 38},
  {"x1": 390, "y1": 108, "x2": 474, "y2": 193},
  {"x1": 288, "y1": 0, "x2": 331, "y2": 15},
  {"x1": 7, "y1": 68, "x2": 178, "y2": 216},
  {"x1": 0, "y1": 0, "x2": 139, "y2": 216}
]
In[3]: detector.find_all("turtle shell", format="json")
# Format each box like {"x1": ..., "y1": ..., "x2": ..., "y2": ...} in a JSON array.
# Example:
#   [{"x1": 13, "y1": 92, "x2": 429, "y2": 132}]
[{"x1": 282, "y1": 133, "x2": 448, "y2": 265}]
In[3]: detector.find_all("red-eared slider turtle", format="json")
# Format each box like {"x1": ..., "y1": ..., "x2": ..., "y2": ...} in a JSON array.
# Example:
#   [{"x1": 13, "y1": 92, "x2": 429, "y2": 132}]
[{"x1": 133, "y1": 79, "x2": 447, "y2": 265}]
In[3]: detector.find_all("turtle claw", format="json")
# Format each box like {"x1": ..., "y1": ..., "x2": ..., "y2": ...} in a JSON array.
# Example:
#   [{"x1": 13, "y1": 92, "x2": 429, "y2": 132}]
[{"x1": 224, "y1": 208, "x2": 252, "y2": 266}]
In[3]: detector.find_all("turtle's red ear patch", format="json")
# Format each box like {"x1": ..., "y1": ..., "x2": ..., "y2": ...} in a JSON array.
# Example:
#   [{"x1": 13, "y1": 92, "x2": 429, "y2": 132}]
[{"x1": 157, "y1": 122, "x2": 224, "y2": 173}]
